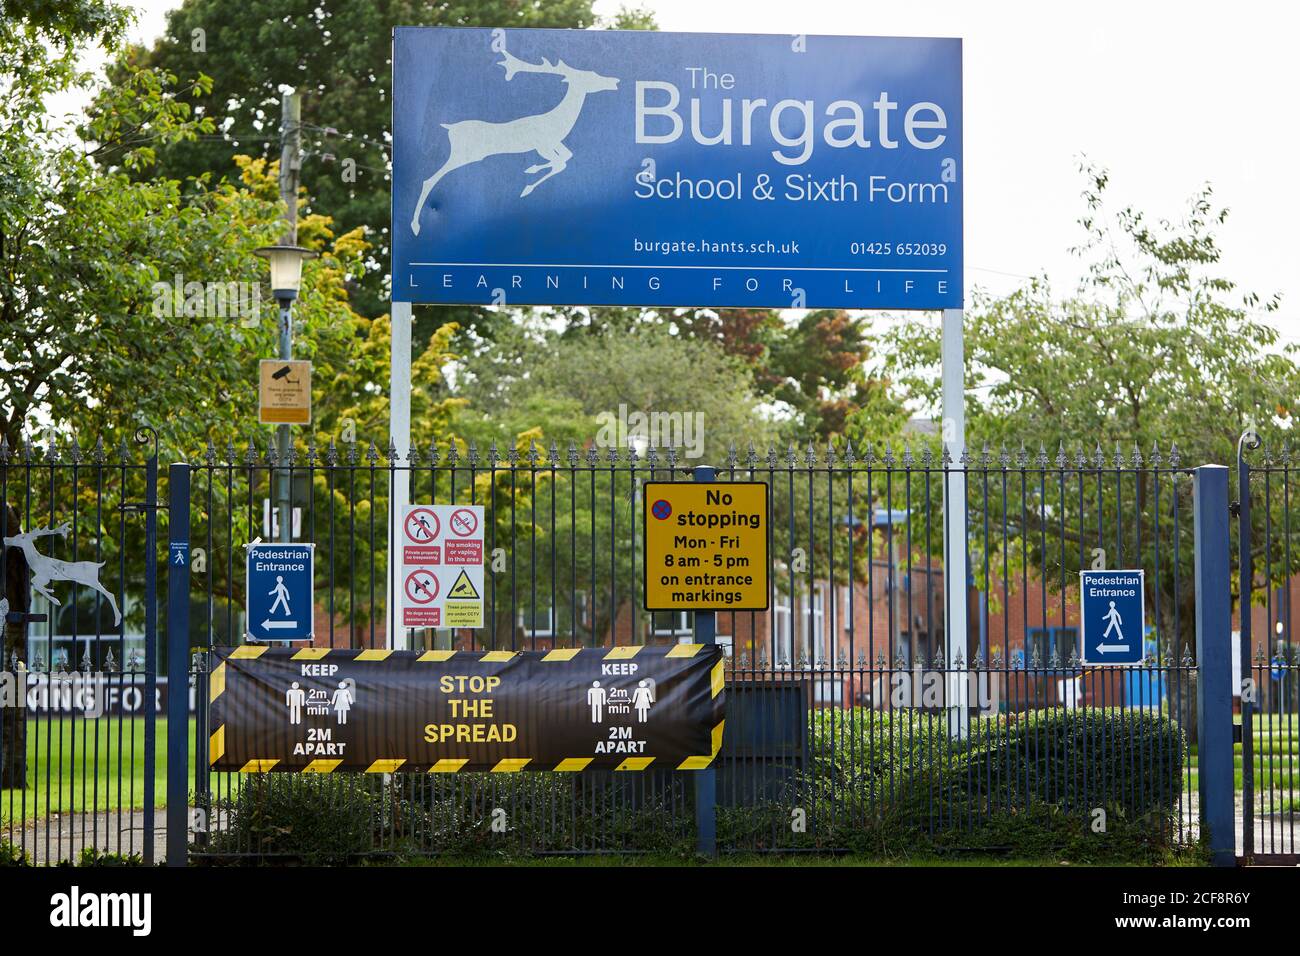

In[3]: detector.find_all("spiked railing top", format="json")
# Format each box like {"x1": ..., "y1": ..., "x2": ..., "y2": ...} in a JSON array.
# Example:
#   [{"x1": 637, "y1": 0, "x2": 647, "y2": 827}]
[{"x1": 9, "y1": 432, "x2": 1214, "y2": 475}]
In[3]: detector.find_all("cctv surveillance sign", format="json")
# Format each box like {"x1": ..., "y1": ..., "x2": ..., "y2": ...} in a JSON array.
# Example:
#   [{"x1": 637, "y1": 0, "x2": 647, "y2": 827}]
[
  {"x1": 259, "y1": 359, "x2": 312, "y2": 425},
  {"x1": 392, "y1": 28, "x2": 962, "y2": 311}
]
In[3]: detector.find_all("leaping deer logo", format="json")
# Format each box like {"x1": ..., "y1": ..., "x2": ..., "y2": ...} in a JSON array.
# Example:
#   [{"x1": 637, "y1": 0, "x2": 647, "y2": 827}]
[
  {"x1": 410, "y1": 45, "x2": 620, "y2": 236},
  {"x1": 3, "y1": 523, "x2": 121, "y2": 625}
]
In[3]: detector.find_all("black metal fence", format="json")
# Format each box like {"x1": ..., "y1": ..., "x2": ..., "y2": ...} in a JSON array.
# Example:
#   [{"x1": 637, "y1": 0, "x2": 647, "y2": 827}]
[
  {"x1": 174, "y1": 437, "x2": 1199, "y2": 859},
  {"x1": 11, "y1": 432, "x2": 1284, "y2": 862},
  {"x1": 1, "y1": 431, "x2": 160, "y2": 865},
  {"x1": 1238, "y1": 443, "x2": 1300, "y2": 862}
]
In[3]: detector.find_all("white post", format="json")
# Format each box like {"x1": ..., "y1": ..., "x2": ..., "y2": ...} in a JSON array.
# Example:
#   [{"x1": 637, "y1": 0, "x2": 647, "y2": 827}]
[
  {"x1": 387, "y1": 299, "x2": 413, "y2": 650},
  {"x1": 942, "y1": 307, "x2": 969, "y2": 738}
]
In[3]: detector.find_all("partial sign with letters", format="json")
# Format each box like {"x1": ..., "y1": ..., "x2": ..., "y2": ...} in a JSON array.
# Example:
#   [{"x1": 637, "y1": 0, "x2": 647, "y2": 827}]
[
  {"x1": 246, "y1": 543, "x2": 314, "y2": 642},
  {"x1": 643, "y1": 481, "x2": 768, "y2": 611},
  {"x1": 400, "y1": 503, "x2": 485, "y2": 628},
  {"x1": 393, "y1": 28, "x2": 962, "y2": 311},
  {"x1": 1079, "y1": 569, "x2": 1145, "y2": 665},
  {"x1": 208, "y1": 644, "x2": 726, "y2": 772}
]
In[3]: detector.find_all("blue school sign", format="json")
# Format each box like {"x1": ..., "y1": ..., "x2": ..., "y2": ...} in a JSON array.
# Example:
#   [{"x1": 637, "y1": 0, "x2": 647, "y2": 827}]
[
  {"x1": 1079, "y1": 569, "x2": 1145, "y2": 665},
  {"x1": 246, "y1": 543, "x2": 314, "y2": 642},
  {"x1": 392, "y1": 28, "x2": 963, "y2": 311}
]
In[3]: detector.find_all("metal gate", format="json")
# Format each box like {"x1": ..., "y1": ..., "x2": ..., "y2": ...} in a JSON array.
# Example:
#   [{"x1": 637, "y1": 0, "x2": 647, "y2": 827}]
[
  {"x1": 1235, "y1": 437, "x2": 1300, "y2": 864},
  {"x1": 178, "y1": 436, "x2": 1202, "y2": 861},
  {"x1": 1, "y1": 431, "x2": 161, "y2": 866},
  {"x1": 2, "y1": 430, "x2": 1246, "y2": 864}
]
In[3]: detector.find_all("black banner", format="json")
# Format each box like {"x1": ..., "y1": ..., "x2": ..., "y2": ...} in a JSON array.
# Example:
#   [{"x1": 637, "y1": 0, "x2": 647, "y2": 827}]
[{"x1": 209, "y1": 644, "x2": 725, "y2": 772}]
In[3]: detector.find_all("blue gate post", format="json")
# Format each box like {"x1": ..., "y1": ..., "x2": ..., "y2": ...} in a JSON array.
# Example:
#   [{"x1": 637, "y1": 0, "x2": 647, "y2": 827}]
[
  {"x1": 1236, "y1": 440, "x2": 1256, "y2": 860},
  {"x1": 692, "y1": 464, "x2": 718, "y2": 858},
  {"x1": 165, "y1": 463, "x2": 191, "y2": 866},
  {"x1": 1193, "y1": 464, "x2": 1235, "y2": 866}
]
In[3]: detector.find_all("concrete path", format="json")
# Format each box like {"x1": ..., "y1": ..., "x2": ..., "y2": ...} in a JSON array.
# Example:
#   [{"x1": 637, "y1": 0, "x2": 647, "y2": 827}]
[{"x1": 6, "y1": 809, "x2": 167, "y2": 865}]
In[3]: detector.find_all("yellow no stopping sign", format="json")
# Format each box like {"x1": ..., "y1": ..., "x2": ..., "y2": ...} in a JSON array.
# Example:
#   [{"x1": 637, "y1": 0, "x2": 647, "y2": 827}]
[{"x1": 643, "y1": 482, "x2": 768, "y2": 611}]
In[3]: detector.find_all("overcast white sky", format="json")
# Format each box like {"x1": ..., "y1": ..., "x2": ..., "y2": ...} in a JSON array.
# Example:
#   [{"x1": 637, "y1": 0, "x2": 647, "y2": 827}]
[{"x1": 75, "y1": 0, "x2": 1300, "y2": 337}]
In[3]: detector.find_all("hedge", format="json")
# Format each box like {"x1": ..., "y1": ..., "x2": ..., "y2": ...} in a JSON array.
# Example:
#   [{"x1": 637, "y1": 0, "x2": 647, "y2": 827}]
[{"x1": 198, "y1": 706, "x2": 1187, "y2": 863}]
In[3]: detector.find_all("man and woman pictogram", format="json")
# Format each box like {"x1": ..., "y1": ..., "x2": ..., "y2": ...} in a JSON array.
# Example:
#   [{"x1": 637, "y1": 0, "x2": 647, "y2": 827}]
[
  {"x1": 587, "y1": 679, "x2": 655, "y2": 723},
  {"x1": 286, "y1": 679, "x2": 354, "y2": 725}
]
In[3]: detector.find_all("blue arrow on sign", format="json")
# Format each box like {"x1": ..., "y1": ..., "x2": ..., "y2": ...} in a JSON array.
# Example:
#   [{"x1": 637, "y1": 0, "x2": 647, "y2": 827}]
[{"x1": 245, "y1": 543, "x2": 314, "y2": 642}]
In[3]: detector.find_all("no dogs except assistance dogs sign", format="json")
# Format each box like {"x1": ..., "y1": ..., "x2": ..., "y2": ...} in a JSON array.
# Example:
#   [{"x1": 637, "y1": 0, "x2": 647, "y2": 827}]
[
  {"x1": 643, "y1": 482, "x2": 768, "y2": 611},
  {"x1": 209, "y1": 644, "x2": 725, "y2": 772}
]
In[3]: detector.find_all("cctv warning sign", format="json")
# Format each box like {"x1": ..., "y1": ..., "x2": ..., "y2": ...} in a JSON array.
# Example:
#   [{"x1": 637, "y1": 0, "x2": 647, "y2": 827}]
[
  {"x1": 258, "y1": 359, "x2": 312, "y2": 425},
  {"x1": 643, "y1": 482, "x2": 768, "y2": 612},
  {"x1": 400, "y1": 503, "x2": 485, "y2": 628}
]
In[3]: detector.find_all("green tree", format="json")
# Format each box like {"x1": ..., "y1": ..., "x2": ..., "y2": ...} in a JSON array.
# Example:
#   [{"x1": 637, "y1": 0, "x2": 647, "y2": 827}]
[
  {"x1": 111, "y1": 0, "x2": 653, "y2": 327},
  {"x1": 561, "y1": 306, "x2": 907, "y2": 442},
  {"x1": 0, "y1": 0, "x2": 136, "y2": 789},
  {"x1": 449, "y1": 325, "x2": 780, "y2": 646},
  {"x1": 869, "y1": 166, "x2": 1300, "y2": 736}
]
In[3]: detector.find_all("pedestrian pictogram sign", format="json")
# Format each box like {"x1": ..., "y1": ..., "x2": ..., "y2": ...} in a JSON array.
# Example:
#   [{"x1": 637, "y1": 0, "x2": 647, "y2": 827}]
[
  {"x1": 245, "y1": 542, "x2": 314, "y2": 642},
  {"x1": 400, "y1": 504, "x2": 485, "y2": 628},
  {"x1": 1079, "y1": 569, "x2": 1145, "y2": 665},
  {"x1": 643, "y1": 482, "x2": 768, "y2": 612},
  {"x1": 258, "y1": 359, "x2": 312, "y2": 425},
  {"x1": 405, "y1": 508, "x2": 440, "y2": 542}
]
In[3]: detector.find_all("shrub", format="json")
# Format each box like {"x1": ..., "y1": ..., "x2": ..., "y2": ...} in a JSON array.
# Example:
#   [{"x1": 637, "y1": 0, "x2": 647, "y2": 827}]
[
  {"x1": 203, "y1": 774, "x2": 399, "y2": 864},
  {"x1": 406, "y1": 771, "x2": 694, "y2": 857},
  {"x1": 55, "y1": 847, "x2": 144, "y2": 868},
  {"x1": 198, "y1": 707, "x2": 1186, "y2": 863},
  {"x1": 797, "y1": 706, "x2": 1186, "y2": 859},
  {"x1": 201, "y1": 770, "x2": 696, "y2": 863},
  {"x1": 0, "y1": 839, "x2": 29, "y2": 866}
]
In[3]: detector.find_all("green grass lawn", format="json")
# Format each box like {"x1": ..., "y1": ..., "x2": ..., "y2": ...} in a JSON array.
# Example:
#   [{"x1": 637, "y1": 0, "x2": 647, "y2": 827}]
[
  {"x1": 1181, "y1": 716, "x2": 1298, "y2": 808},
  {"x1": 1, "y1": 717, "x2": 198, "y2": 825}
]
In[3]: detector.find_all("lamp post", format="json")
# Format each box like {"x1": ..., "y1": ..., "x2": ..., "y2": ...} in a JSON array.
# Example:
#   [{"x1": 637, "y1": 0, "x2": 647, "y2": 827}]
[{"x1": 254, "y1": 244, "x2": 317, "y2": 543}]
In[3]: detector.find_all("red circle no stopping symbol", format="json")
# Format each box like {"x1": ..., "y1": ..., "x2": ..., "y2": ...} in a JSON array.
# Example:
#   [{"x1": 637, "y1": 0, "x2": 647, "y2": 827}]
[
  {"x1": 404, "y1": 569, "x2": 439, "y2": 604},
  {"x1": 449, "y1": 508, "x2": 478, "y2": 537}
]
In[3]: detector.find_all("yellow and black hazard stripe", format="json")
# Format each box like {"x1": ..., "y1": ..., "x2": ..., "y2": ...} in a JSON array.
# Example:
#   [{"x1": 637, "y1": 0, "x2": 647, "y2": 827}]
[{"x1": 211, "y1": 643, "x2": 724, "y2": 774}]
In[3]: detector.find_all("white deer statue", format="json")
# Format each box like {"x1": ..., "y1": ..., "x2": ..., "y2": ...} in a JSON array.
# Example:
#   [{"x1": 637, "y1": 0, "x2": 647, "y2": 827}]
[
  {"x1": 3, "y1": 522, "x2": 121, "y2": 625},
  {"x1": 410, "y1": 47, "x2": 619, "y2": 235}
]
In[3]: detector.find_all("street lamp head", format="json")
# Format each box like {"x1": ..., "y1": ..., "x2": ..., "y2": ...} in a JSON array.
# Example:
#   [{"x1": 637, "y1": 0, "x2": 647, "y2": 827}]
[{"x1": 254, "y1": 244, "x2": 317, "y2": 304}]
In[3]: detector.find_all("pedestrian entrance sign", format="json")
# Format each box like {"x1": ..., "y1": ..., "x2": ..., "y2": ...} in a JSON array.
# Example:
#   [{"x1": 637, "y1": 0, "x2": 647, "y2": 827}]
[
  {"x1": 1079, "y1": 569, "x2": 1145, "y2": 665},
  {"x1": 643, "y1": 482, "x2": 768, "y2": 611},
  {"x1": 246, "y1": 542, "x2": 315, "y2": 642},
  {"x1": 399, "y1": 503, "x2": 485, "y2": 628}
]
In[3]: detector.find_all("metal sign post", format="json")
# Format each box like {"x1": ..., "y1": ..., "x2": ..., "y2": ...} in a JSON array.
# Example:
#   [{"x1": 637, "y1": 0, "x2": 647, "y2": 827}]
[
  {"x1": 691, "y1": 465, "x2": 718, "y2": 857},
  {"x1": 942, "y1": 307, "x2": 968, "y2": 738}
]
